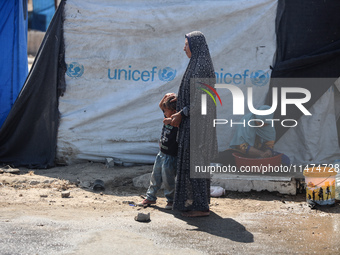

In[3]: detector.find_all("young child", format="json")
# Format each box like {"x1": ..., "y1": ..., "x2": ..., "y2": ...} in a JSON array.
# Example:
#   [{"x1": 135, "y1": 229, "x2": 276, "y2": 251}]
[{"x1": 141, "y1": 93, "x2": 178, "y2": 210}]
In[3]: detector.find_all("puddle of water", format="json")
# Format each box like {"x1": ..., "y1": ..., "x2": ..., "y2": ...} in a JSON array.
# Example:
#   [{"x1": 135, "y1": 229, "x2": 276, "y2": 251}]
[{"x1": 244, "y1": 210, "x2": 340, "y2": 253}]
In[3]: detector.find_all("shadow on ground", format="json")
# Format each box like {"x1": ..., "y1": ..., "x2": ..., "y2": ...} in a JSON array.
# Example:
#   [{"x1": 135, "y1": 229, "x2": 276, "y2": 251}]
[{"x1": 155, "y1": 207, "x2": 254, "y2": 243}]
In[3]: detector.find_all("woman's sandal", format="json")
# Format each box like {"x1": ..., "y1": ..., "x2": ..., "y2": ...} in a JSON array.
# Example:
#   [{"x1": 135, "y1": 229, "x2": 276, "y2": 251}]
[{"x1": 181, "y1": 210, "x2": 210, "y2": 217}]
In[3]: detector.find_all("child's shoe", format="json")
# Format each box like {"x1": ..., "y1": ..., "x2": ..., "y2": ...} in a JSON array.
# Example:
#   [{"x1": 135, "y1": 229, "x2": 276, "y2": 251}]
[{"x1": 140, "y1": 199, "x2": 156, "y2": 206}]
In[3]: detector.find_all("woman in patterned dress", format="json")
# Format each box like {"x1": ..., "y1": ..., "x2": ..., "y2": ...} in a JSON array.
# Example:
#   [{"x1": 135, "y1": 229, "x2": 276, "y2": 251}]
[{"x1": 170, "y1": 31, "x2": 217, "y2": 217}]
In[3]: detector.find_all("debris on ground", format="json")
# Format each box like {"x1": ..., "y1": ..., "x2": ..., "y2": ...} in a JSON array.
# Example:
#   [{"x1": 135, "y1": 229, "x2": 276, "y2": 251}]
[
  {"x1": 61, "y1": 191, "x2": 70, "y2": 198},
  {"x1": 93, "y1": 179, "x2": 105, "y2": 191},
  {"x1": 134, "y1": 212, "x2": 150, "y2": 222},
  {"x1": 123, "y1": 201, "x2": 135, "y2": 206},
  {"x1": 105, "y1": 158, "x2": 115, "y2": 168},
  {"x1": 0, "y1": 166, "x2": 20, "y2": 175},
  {"x1": 210, "y1": 186, "x2": 225, "y2": 197}
]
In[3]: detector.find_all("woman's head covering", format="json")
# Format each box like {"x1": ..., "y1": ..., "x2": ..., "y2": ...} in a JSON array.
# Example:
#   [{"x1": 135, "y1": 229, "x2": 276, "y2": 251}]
[
  {"x1": 177, "y1": 31, "x2": 215, "y2": 112},
  {"x1": 183, "y1": 31, "x2": 215, "y2": 78},
  {"x1": 230, "y1": 105, "x2": 276, "y2": 148}
]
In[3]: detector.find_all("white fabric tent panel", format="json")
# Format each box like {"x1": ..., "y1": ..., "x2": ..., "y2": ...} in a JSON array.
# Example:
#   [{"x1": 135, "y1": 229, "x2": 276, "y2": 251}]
[
  {"x1": 57, "y1": 0, "x2": 277, "y2": 164},
  {"x1": 275, "y1": 86, "x2": 340, "y2": 165}
]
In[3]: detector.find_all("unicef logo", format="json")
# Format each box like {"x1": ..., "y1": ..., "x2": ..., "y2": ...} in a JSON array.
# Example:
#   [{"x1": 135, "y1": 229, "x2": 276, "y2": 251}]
[
  {"x1": 66, "y1": 62, "x2": 84, "y2": 78},
  {"x1": 158, "y1": 67, "x2": 176, "y2": 82},
  {"x1": 250, "y1": 70, "x2": 269, "y2": 87}
]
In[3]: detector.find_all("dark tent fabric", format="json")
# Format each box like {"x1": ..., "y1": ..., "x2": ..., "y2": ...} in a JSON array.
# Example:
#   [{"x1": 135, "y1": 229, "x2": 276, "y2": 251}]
[
  {"x1": 267, "y1": 0, "x2": 340, "y2": 140},
  {"x1": 0, "y1": 0, "x2": 28, "y2": 128},
  {"x1": 0, "y1": 1, "x2": 66, "y2": 168}
]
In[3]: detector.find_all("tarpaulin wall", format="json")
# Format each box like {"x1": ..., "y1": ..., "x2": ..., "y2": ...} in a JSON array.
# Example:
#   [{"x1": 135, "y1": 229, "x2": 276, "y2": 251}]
[
  {"x1": 0, "y1": 0, "x2": 28, "y2": 128},
  {"x1": 0, "y1": 1, "x2": 66, "y2": 168},
  {"x1": 267, "y1": 0, "x2": 340, "y2": 164},
  {"x1": 57, "y1": 0, "x2": 277, "y2": 164}
]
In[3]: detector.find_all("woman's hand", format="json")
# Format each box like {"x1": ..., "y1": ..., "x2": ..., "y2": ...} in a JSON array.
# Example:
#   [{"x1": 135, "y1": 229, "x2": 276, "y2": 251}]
[
  {"x1": 170, "y1": 96, "x2": 177, "y2": 103},
  {"x1": 159, "y1": 93, "x2": 176, "y2": 109},
  {"x1": 170, "y1": 112, "x2": 182, "y2": 127}
]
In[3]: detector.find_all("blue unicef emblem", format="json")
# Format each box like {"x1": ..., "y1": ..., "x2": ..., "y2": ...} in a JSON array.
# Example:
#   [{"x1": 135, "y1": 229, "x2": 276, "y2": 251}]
[
  {"x1": 66, "y1": 62, "x2": 84, "y2": 78},
  {"x1": 158, "y1": 67, "x2": 176, "y2": 82},
  {"x1": 250, "y1": 70, "x2": 269, "y2": 86}
]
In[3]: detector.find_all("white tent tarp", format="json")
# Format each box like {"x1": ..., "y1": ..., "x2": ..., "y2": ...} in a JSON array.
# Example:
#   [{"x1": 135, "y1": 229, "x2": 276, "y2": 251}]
[
  {"x1": 57, "y1": 0, "x2": 340, "y2": 165},
  {"x1": 276, "y1": 84, "x2": 340, "y2": 164},
  {"x1": 57, "y1": 0, "x2": 277, "y2": 164}
]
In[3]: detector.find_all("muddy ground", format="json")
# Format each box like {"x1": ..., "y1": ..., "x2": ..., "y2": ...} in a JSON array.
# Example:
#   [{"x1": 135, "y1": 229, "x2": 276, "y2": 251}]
[{"x1": 0, "y1": 162, "x2": 339, "y2": 255}]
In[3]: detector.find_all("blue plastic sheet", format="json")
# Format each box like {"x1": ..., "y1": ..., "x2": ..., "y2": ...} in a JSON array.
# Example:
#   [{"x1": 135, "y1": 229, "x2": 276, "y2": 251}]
[
  {"x1": 0, "y1": 1, "x2": 66, "y2": 168},
  {"x1": 0, "y1": 0, "x2": 28, "y2": 128},
  {"x1": 31, "y1": 0, "x2": 55, "y2": 31}
]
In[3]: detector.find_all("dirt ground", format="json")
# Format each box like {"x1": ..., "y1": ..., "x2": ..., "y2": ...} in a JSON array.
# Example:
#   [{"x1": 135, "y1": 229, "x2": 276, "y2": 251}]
[{"x1": 1, "y1": 162, "x2": 340, "y2": 255}]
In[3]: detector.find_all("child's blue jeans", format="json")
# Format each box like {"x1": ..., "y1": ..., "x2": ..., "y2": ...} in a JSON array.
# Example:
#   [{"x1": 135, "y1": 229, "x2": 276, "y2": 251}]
[{"x1": 146, "y1": 151, "x2": 177, "y2": 202}]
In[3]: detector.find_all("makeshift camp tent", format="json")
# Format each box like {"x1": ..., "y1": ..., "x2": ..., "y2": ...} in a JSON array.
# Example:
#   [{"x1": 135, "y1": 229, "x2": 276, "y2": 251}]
[
  {"x1": 1, "y1": 0, "x2": 340, "y2": 168},
  {"x1": 0, "y1": 0, "x2": 65, "y2": 168},
  {"x1": 267, "y1": 0, "x2": 340, "y2": 164},
  {"x1": 0, "y1": 0, "x2": 28, "y2": 128}
]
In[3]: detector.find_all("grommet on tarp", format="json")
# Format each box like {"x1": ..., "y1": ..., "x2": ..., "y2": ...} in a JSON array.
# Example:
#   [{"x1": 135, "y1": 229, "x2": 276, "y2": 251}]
[{"x1": 93, "y1": 179, "x2": 105, "y2": 191}]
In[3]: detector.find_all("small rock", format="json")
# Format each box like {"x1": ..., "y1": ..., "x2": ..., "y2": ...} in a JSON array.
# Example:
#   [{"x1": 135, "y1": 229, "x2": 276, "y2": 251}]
[
  {"x1": 29, "y1": 180, "x2": 40, "y2": 186},
  {"x1": 105, "y1": 158, "x2": 115, "y2": 168},
  {"x1": 61, "y1": 191, "x2": 70, "y2": 198},
  {"x1": 79, "y1": 181, "x2": 91, "y2": 189},
  {"x1": 123, "y1": 200, "x2": 135, "y2": 204},
  {"x1": 3, "y1": 166, "x2": 20, "y2": 175},
  {"x1": 40, "y1": 194, "x2": 48, "y2": 198},
  {"x1": 134, "y1": 212, "x2": 150, "y2": 222}
]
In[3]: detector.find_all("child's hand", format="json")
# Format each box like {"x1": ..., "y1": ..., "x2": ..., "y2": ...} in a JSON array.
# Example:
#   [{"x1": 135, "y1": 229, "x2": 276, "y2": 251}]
[{"x1": 163, "y1": 118, "x2": 172, "y2": 125}]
